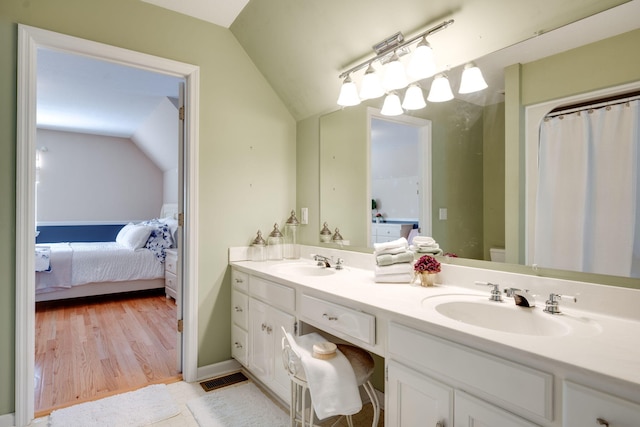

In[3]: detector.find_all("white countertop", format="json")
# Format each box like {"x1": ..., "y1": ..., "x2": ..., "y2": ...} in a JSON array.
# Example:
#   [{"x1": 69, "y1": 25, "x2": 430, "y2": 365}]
[{"x1": 230, "y1": 251, "x2": 640, "y2": 394}]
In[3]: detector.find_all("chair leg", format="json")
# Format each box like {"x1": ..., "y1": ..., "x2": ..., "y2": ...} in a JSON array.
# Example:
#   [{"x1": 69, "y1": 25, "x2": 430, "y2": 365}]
[
  {"x1": 346, "y1": 415, "x2": 355, "y2": 427},
  {"x1": 362, "y1": 380, "x2": 380, "y2": 427}
]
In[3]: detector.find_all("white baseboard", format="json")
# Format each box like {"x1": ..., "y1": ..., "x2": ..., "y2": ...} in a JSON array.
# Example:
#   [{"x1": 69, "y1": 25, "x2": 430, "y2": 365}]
[
  {"x1": 195, "y1": 359, "x2": 242, "y2": 382},
  {"x1": 0, "y1": 412, "x2": 15, "y2": 427}
]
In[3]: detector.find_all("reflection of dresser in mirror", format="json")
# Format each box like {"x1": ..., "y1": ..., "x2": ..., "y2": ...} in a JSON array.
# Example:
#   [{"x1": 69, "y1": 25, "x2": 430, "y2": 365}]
[
  {"x1": 164, "y1": 248, "x2": 178, "y2": 302},
  {"x1": 371, "y1": 223, "x2": 414, "y2": 244}
]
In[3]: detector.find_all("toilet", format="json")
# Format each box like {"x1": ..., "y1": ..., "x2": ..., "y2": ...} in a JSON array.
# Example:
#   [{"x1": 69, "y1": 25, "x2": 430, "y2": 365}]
[{"x1": 489, "y1": 247, "x2": 506, "y2": 262}]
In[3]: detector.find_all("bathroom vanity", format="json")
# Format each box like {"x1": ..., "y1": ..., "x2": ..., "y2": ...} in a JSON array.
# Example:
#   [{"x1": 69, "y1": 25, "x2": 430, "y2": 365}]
[{"x1": 229, "y1": 245, "x2": 640, "y2": 426}]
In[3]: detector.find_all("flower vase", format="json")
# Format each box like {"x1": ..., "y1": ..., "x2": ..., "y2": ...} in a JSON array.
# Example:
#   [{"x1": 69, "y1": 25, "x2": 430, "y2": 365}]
[{"x1": 419, "y1": 272, "x2": 437, "y2": 287}]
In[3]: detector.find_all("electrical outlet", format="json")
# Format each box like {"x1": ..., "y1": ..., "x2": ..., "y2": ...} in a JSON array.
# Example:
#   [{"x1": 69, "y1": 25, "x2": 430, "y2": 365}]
[
  {"x1": 301, "y1": 207, "x2": 309, "y2": 224},
  {"x1": 439, "y1": 208, "x2": 448, "y2": 220}
]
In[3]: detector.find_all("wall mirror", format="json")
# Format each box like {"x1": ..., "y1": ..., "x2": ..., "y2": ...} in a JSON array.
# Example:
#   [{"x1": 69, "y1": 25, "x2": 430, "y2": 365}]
[{"x1": 318, "y1": 2, "x2": 640, "y2": 287}]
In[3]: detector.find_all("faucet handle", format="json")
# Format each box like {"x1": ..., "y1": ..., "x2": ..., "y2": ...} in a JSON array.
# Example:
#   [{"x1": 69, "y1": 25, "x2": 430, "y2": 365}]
[
  {"x1": 335, "y1": 258, "x2": 344, "y2": 270},
  {"x1": 544, "y1": 293, "x2": 577, "y2": 314},
  {"x1": 475, "y1": 281, "x2": 502, "y2": 302}
]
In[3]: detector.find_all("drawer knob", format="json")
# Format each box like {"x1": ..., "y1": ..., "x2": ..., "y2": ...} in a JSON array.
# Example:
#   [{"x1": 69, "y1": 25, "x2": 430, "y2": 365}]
[
  {"x1": 234, "y1": 306, "x2": 243, "y2": 312},
  {"x1": 596, "y1": 418, "x2": 610, "y2": 427},
  {"x1": 234, "y1": 342, "x2": 243, "y2": 349},
  {"x1": 235, "y1": 278, "x2": 244, "y2": 283},
  {"x1": 436, "y1": 421, "x2": 444, "y2": 427},
  {"x1": 322, "y1": 313, "x2": 338, "y2": 321}
]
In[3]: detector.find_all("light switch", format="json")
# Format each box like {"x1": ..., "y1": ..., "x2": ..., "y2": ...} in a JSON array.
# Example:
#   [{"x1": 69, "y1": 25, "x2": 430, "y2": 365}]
[
  {"x1": 301, "y1": 207, "x2": 309, "y2": 225},
  {"x1": 439, "y1": 208, "x2": 448, "y2": 220}
]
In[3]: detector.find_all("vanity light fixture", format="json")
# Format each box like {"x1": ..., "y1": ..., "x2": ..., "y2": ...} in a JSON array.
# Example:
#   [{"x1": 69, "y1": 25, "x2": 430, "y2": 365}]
[
  {"x1": 336, "y1": 19, "x2": 488, "y2": 115},
  {"x1": 381, "y1": 92, "x2": 404, "y2": 116},
  {"x1": 427, "y1": 74, "x2": 454, "y2": 102},
  {"x1": 458, "y1": 62, "x2": 488, "y2": 94},
  {"x1": 402, "y1": 84, "x2": 426, "y2": 110},
  {"x1": 336, "y1": 74, "x2": 361, "y2": 106}
]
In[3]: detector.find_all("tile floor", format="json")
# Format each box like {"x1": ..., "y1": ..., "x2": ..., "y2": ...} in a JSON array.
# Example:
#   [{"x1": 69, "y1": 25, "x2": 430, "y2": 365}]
[{"x1": 30, "y1": 379, "x2": 383, "y2": 426}]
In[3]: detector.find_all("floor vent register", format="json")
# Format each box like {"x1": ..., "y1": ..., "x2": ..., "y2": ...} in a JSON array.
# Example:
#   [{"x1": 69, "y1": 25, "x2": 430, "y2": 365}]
[{"x1": 199, "y1": 371, "x2": 249, "y2": 392}]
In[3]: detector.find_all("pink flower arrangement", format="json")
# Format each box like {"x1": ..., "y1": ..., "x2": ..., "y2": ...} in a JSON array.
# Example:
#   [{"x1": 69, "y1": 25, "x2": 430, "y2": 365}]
[{"x1": 414, "y1": 254, "x2": 441, "y2": 273}]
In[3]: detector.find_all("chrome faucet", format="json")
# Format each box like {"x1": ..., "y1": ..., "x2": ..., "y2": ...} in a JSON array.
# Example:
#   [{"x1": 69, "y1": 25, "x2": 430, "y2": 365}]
[
  {"x1": 543, "y1": 293, "x2": 577, "y2": 314},
  {"x1": 475, "y1": 281, "x2": 503, "y2": 302},
  {"x1": 312, "y1": 254, "x2": 332, "y2": 268},
  {"x1": 504, "y1": 288, "x2": 535, "y2": 308}
]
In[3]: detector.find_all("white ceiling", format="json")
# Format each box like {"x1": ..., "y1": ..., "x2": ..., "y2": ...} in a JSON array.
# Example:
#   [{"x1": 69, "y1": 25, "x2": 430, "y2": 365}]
[{"x1": 139, "y1": 0, "x2": 250, "y2": 28}]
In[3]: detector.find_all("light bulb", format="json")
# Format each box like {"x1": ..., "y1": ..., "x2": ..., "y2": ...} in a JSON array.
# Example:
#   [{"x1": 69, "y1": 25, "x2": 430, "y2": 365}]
[
  {"x1": 407, "y1": 38, "x2": 436, "y2": 81},
  {"x1": 381, "y1": 92, "x2": 403, "y2": 116},
  {"x1": 359, "y1": 64, "x2": 384, "y2": 100},
  {"x1": 402, "y1": 84, "x2": 426, "y2": 110},
  {"x1": 337, "y1": 75, "x2": 361, "y2": 106},
  {"x1": 459, "y1": 63, "x2": 488, "y2": 94},
  {"x1": 382, "y1": 52, "x2": 408, "y2": 91},
  {"x1": 427, "y1": 74, "x2": 454, "y2": 102}
]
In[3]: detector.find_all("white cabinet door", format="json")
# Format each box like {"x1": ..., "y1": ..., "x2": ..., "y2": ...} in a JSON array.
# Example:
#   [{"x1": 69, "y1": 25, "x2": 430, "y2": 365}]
[
  {"x1": 454, "y1": 390, "x2": 538, "y2": 427},
  {"x1": 249, "y1": 298, "x2": 271, "y2": 381},
  {"x1": 563, "y1": 381, "x2": 640, "y2": 427},
  {"x1": 248, "y1": 297, "x2": 295, "y2": 402},
  {"x1": 386, "y1": 360, "x2": 453, "y2": 427}
]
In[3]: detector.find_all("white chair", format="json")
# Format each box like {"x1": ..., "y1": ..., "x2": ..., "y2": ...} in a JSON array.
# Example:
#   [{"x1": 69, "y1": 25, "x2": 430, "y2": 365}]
[{"x1": 281, "y1": 327, "x2": 380, "y2": 427}]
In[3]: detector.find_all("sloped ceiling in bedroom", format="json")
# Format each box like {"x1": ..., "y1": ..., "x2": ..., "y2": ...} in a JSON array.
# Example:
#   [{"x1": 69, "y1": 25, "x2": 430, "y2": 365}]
[{"x1": 36, "y1": 48, "x2": 181, "y2": 172}]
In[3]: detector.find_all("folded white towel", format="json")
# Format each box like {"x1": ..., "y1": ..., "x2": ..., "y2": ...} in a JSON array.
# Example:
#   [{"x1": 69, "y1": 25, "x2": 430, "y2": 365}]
[
  {"x1": 373, "y1": 237, "x2": 408, "y2": 254},
  {"x1": 375, "y1": 263, "x2": 413, "y2": 276},
  {"x1": 286, "y1": 332, "x2": 362, "y2": 420},
  {"x1": 374, "y1": 272, "x2": 414, "y2": 283},
  {"x1": 375, "y1": 246, "x2": 409, "y2": 256},
  {"x1": 412, "y1": 236, "x2": 436, "y2": 246}
]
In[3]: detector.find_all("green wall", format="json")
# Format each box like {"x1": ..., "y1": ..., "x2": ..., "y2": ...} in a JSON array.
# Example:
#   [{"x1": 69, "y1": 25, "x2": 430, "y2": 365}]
[{"x1": 0, "y1": 0, "x2": 296, "y2": 417}]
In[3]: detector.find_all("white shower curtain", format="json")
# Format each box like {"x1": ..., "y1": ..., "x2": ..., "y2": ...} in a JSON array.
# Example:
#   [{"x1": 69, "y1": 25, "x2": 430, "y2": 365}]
[{"x1": 534, "y1": 100, "x2": 640, "y2": 277}]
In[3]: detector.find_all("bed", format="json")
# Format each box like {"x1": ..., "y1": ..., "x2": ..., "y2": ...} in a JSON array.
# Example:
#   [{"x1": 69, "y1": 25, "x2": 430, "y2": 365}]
[{"x1": 35, "y1": 204, "x2": 179, "y2": 302}]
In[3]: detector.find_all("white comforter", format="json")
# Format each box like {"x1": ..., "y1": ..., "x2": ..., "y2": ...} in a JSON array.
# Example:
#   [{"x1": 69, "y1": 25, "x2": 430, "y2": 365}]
[{"x1": 36, "y1": 242, "x2": 163, "y2": 293}]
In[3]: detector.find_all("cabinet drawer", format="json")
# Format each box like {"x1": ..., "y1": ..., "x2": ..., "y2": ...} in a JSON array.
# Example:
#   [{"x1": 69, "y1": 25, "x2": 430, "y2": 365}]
[
  {"x1": 389, "y1": 322, "x2": 553, "y2": 422},
  {"x1": 232, "y1": 269, "x2": 249, "y2": 293},
  {"x1": 376, "y1": 223, "x2": 403, "y2": 237},
  {"x1": 231, "y1": 289, "x2": 249, "y2": 330},
  {"x1": 231, "y1": 324, "x2": 248, "y2": 366},
  {"x1": 563, "y1": 381, "x2": 640, "y2": 427},
  {"x1": 165, "y1": 252, "x2": 178, "y2": 275},
  {"x1": 249, "y1": 276, "x2": 295, "y2": 312},
  {"x1": 300, "y1": 294, "x2": 375, "y2": 345},
  {"x1": 165, "y1": 271, "x2": 177, "y2": 292}
]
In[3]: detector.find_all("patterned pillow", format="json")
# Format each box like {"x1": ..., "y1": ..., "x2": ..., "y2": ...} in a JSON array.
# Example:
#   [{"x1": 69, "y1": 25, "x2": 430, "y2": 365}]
[{"x1": 141, "y1": 219, "x2": 174, "y2": 261}]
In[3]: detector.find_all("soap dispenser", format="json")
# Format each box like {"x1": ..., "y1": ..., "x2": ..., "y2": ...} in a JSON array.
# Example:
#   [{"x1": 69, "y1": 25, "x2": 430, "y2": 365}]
[
  {"x1": 332, "y1": 228, "x2": 344, "y2": 243},
  {"x1": 267, "y1": 223, "x2": 284, "y2": 260},
  {"x1": 284, "y1": 210, "x2": 300, "y2": 259},
  {"x1": 250, "y1": 230, "x2": 267, "y2": 262}
]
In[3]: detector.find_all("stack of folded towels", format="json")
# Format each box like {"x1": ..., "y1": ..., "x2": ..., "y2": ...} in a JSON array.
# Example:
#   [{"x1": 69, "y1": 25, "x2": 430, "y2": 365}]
[
  {"x1": 373, "y1": 237, "x2": 415, "y2": 283},
  {"x1": 410, "y1": 236, "x2": 443, "y2": 255}
]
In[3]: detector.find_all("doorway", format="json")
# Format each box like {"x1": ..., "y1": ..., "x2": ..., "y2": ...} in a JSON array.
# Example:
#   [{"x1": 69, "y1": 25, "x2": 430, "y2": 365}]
[
  {"x1": 367, "y1": 108, "x2": 432, "y2": 246},
  {"x1": 16, "y1": 25, "x2": 200, "y2": 427}
]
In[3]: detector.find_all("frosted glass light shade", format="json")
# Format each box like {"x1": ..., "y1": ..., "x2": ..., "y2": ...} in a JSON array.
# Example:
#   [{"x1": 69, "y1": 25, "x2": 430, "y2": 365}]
[
  {"x1": 427, "y1": 74, "x2": 454, "y2": 102},
  {"x1": 407, "y1": 39, "x2": 436, "y2": 81},
  {"x1": 402, "y1": 84, "x2": 426, "y2": 110},
  {"x1": 337, "y1": 76, "x2": 361, "y2": 106},
  {"x1": 459, "y1": 63, "x2": 488, "y2": 94},
  {"x1": 381, "y1": 93, "x2": 403, "y2": 116},
  {"x1": 382, "y1": 53, "x2": 408, "y2": 91},
  {"x1": 359, "y1": 64, "x2": 384, "y2": 100}
]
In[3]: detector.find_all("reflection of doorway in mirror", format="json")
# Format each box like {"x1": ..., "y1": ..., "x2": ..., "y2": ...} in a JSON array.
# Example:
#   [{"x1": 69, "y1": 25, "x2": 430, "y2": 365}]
[{"x1": 368, "y1": 109, "x2": 432, "y2": 247}]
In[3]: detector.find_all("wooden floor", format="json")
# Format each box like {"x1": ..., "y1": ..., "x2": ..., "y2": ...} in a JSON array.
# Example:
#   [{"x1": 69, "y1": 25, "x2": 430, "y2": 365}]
[{"x1": 34, "y1": 290, "x2": 180, "y2": 416}]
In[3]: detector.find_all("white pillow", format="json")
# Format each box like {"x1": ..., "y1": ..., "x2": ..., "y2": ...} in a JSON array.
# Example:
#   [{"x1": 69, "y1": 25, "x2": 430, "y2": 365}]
[
  {"x1": 116, "y1": 223, "x2": 135, "y2": 244},
  {"x1": 117, "y1": 224, "x2": 154, "y2": 250}
]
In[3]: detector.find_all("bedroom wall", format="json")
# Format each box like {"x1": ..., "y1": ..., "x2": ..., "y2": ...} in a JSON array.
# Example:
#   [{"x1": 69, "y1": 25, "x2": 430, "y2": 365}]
[
  {"x1": 36, "y1": 129, "x2": 164, "y2": 223},
  {"x1": 0, "y1": 0, "x2": 296, "y2": 419}
]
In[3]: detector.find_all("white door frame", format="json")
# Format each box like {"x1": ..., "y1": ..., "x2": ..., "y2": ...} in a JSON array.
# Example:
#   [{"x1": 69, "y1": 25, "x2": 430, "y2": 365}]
[
  {"x1": 15, "y1": 25, "x2": 200, "y2": 427},
  {"x1": 366, "y1": 107, "x2": 432, "y2": 243}
]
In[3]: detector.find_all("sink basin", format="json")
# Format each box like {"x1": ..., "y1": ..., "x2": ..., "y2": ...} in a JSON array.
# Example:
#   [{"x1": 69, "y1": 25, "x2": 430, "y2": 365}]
[
  {"x1": 270, "y1": 262, "x2": 336, "y2": 277},
  {"x1": 421, "y1": 294, "x2": 592, "y2": 337}
]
